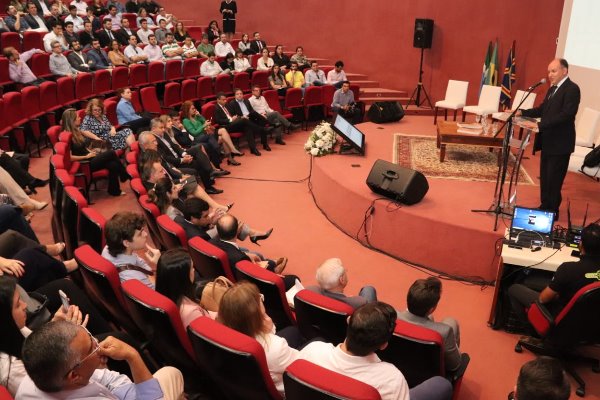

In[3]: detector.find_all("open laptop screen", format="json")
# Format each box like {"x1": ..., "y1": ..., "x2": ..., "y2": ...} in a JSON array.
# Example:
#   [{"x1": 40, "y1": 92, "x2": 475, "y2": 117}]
[{"x1": 510, "y1": 206, "x2": 555, "y2": 236}]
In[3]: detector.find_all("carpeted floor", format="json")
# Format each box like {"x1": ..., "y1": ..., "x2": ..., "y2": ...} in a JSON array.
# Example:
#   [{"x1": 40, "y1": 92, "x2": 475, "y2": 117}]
[{"x1": 393, "y1": 134, "x2": 535, "y2": 184}]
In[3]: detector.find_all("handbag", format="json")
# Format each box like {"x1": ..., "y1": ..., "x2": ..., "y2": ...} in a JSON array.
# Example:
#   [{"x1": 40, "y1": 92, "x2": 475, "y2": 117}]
[
  {"x1": 88, "y1": 139, "x2": 112, "y2": 153},
  {"x1": 199, "y1": 276, "x2": 234, "y2": 312}
]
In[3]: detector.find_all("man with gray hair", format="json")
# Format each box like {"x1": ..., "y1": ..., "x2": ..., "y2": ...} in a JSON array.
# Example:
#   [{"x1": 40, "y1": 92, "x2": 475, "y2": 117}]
[
  {"x1": 49, "y1": 40, "x2": 78, "y2": 77},
  {"x1": 307, "y1": 257, "x2": 377, "y2": 308},
  {"x1": 17, "y1": 320, "x2": 184, "y2": 400}
]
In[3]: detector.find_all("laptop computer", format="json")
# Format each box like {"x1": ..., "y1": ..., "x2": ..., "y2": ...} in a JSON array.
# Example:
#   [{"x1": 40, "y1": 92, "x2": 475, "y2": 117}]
[{"x1": 508, "y1": 206, "x2": 555, "y2": 247}]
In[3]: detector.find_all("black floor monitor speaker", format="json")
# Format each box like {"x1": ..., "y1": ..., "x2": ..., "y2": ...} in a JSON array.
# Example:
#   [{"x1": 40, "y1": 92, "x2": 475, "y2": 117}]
[
  {"x1": 413, "y1": 18, "x2": 434, "y2": 49},
  {"x1": 366, "y1": 159, "x2": 429, "y2": 205},
  {"x1": 367, "y1": 101, "x2": 405, "y2": 123}
]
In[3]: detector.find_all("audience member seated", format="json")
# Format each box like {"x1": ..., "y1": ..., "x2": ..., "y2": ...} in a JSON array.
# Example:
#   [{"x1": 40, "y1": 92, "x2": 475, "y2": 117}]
[
  {"x1": 327, "y1": 60, "x2": 348, "y2": 89},
  {"x1": 162, "y1": 33, "x2": 184, "y2": 60},
  {"x1": 44, "y1": 4, "x2": 62, "y2": 28},
  {"x1": 218, "y1": 281, "x2": 306, "y2": 395},
  {"x1": 285, "y1": 61, "x2": 305, "y2": 92},
  {"x1": 90, "y1": 0, "x2": 107, "y2": 17},
  {"x1": 272, "y1": 44, "x2": 289, "y2": 71},
  {"x1": 200, "y1": 52, "x2": 225, "y2": 78},
  {"x1": 123, "y1": 35, "x2": 148, "y2": 64},
  {"x1": 196, "y1": 34, "x2": 214, "y2": 58},
  {"x1": 181, "y1": 101, "x2": 241, "y2": 166},
  {"x1": 97, "y1": 18, "x2": 116, "y2": 48},
  {"x1": 104, "y1": 4, "x2": 122, "y2": 30},
  {"x1": 211, "y1": 214, "x2": 289, "y2": 280},
  {"x1": 237, "y1": 33, "x2": 252, "y2": 55},
  {"x1": 55, "y1": 0, "x2": 70, "y2": 16},
  {"x1": 81, "y1": 98, "x2": 135, "y2": 150},
  {"x1": 234, "y1": 50, "x2": 253, "y2": 74},
  {"x1": 5, "y1": 5, "x2": 32, "y2": 33},
  {"x1": 305, "y1": 60, "x2": 326, "y2": 86},
  {"x1": 156, "y1": 249, "x2": 215, "y2": 328},
  {"x1": 0, "y1": 205, "x2": 38, "y2": 242},
  {"x1": 290, "y1": 46, "x2": 310, "y2": 70},
  {"x1": 299, "y1": 302, "x2": 454, "y2": 400},
  {"x1": 0, "y1": 148, "x2": 47, "y2": 195},
  {"x1": 23, "y1": 2, "x2": 48, "y2": 32},
  {"x1": 269, "y1": 64, "x2": 289, "y2": 96},
  {"x1": 43, "y1": 21, "x2": 68, "y2": 52},
  {"x1": 397, "y1": 277, "x2": 462, "y2": 373},
  {"x1": 333, "y1": 80, "x2": 363, "y2": 124},
  {"x1": 143, "y1": 34, "x2": 165, "y2": 62},
  {"x1": 138, "y1": 136, "x2": 227, "y2": 206},
  {"x1": 219, "y1": 52, "x2": 235, "y2": 75},
  {"x1": 167, "y1": 112, "x2": 194, "y2": 148},
  {"x1": 249, "y1": 31, "x2": 267, "y2": 55},
  {"x1": 64, "y1": 5, "x2": 83, "y2": 32},
  {"x1": 125, "y1": 0, "x2": 140, "y2": 13},
  {"x1": 206, "y1": 19, "x2": 221, "y2": 43},
  {"x1": 87, "y1": 39, "x2": 113, "y2": 69},
  {"x1": 69, "y1": 0, "x2": 87, "y2": 17},
  {"x1": 174, "y1": 21, "x2": 189, "y2": 42},
  {"x1": 106, "y1": 0, "x2": 126, "y2": 14},
  {"x1": 508, "y1": 223, "x2": 600, "y2": 331},
  {"x1": 214, "y1": 33, "x2": 235, "y2": 58},
  {"x1": 181, "y1": 37, "x2": 199, "y2": 59},
  {"x1": 0, "y1": 167, "x2": 47, "y2": 214},
  {"x1": 154, "y1": 18, "x2": 169, "y2": 45},
  {"x1": 136, "y1": 7, "x2": 156, "y2": 29},
  {"x1": 62, "y1": 21, "x2": 79, "y2": 47},
  {"x1": 49, "y1": 40, "x2": 78, "y2": 77},
  {"x1": 61, "y1": 108, "x2": 128, "y2": 197},
  {"x1": 117, "y1": 87, "x2": 151, "y2": 133},
  {"x1": 78, "y1": 20, "x2": 96, "y2": 48},
  {"x1": 510, "y1": 357, "x2": 570, "y2": 400},
  {"x1": 4, "y1": 46, "x2": 46, "y2": 86},
  {"x1": 115, "y1": 17, "x2": 138, "y2": 46},
  {"x1": 139, "y1": 0, "x2": 160, "y2": 15},
  {"x1": 108, "y1": 39, "x2": 130, "y2": 67},
  {"x1": 136, "y1": 19, "x2": 153, "y2": 44},
  {"x1": 256, "y1": 48, "x2": 274, "y2": 71},
  {"x1": 18, "y1": 320, "x2": 184, "y2": 400},
  {"x1": 307, "y1": 257, "x2": 377, "y2": 308},
  {"x1": 84, "y1": 7, "x2": 101, "y2": 31},
  {"x1": 249, "y1": 85, "x2": 300, "y2": 143},
  {"x1": 156, "y1": 7, "x2": 174, "y2": 30},
  {"x1": 102, "y1": 211, "x2": 161, "y2": 288},
  {"x1": 148, "y1": 177, "x2": 185, "y2": 218},
  {"x1": 0, "y1": 230, "x2": 76, "y2": 291}
]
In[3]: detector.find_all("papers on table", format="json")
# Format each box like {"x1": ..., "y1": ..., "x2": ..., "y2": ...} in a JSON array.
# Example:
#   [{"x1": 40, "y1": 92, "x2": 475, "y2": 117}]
[{"x1": 456, "y1": 122, "x2": 483, "y2": 135}]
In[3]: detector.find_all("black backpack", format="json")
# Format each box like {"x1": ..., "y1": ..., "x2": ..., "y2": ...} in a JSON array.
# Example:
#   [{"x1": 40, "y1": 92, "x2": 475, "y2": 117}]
[{"x1": 583, "y1": 146, "x2": 600, "y2": 168}]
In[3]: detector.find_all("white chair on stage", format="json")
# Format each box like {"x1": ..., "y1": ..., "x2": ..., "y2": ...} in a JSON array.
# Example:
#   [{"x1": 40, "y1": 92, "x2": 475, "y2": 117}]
[
  {"x1": 462, "y1": 84, "x2": 502, "y2": 121},
  {"x1": 568, "y1": 107, "x2": 600, "y2": 179},
  {"x1": 433, "y1": 80, "x2": 469, "y2": 124},
  {"x1": 492, "y1": 90, "x2": 537, "y2": 121}
]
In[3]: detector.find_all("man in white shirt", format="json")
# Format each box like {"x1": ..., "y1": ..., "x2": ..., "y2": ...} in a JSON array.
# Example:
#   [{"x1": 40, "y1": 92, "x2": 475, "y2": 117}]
[
  {"x1": 214, "y1": 33, "x2": 235, "y2": 57},
  {"x1": 200, "y1": 52, "x2": 224, "y2": 78},
  {"x1": 69, "y1": 0, "x2": 87, "y2": 17},
  {"x1": 143, "y1": 34, "x2": 164, "y2": 62},
  {"x1": 248, "y1": 85, "x2": 299, "y2": 144},
  {"x1": 299, "y1": 302, "x2": 454, "y2": 400},
  {"x1": 64, "y1": 5, "x2": 83, "y2": 32},
  {"x1": 304, "y1": 60, "x2": 327, "y2": 86},
  {"x1": 43, "y1": 22, "x2": 68, "y2": 52},
  {"x1": 124, "y1": 35, "x2": 148, "y2": 64},
  {"x1": 155, "y1": 6, "x2": 173, "y2": 30},
  {"x1": 327, "y1": 60, "x2": 348, "y2": 89},
  {"x1": 136, "y1": 19, "x2": 152, "y2": 44}
]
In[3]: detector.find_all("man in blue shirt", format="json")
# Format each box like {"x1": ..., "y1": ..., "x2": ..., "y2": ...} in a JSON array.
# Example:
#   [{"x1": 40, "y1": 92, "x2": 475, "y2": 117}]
[{"x1": 116, "y1": 87, "x2": 151, "y2": 133}]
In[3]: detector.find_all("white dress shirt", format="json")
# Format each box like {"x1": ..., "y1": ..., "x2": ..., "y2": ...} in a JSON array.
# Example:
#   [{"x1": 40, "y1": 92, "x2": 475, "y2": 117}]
[
  {"x1": 200, "y1": 60, "x2": 223, "y2": 77},
  {"x1": 214, "y1": 41, "x2": 235, "y2": 57}
]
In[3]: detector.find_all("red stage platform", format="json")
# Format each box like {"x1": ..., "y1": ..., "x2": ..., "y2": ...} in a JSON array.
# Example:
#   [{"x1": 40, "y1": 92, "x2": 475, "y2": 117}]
[{"x1": 310, "y1": 118, "x2": 600, "y2": 281}]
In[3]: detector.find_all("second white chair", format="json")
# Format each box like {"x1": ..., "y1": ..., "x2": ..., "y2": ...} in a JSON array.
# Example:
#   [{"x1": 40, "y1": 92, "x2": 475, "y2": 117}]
[{"x1": 462, "y1": 84, "x2": 502, "y2": 121}]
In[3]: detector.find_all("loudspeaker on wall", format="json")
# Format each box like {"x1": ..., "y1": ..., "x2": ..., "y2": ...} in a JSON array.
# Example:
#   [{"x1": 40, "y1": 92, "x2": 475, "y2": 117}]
[
  {"x1": 413, "y1": 18, "x2": 434, "y2": 49},
  {"x1": 366, "y1": 159, "x2": 429, "y2": 205}
]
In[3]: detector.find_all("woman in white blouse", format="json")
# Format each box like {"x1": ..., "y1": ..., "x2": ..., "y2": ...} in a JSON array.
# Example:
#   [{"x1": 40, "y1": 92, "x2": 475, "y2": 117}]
[
  {"x1": 233, "y1": 49, "x2": 253, "y2": 74},
  {"x1": 256, "y1": 48, "x2": 273, "y2": 71},
  {"x1": 218, "y1": 282, "x2": 305, "y2": 395}
]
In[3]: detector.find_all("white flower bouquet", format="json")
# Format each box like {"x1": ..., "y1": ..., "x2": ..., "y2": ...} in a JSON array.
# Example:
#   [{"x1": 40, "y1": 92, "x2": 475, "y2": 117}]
[{"x1": 304, "y1": 121, "x2": 337, "y2": 157}]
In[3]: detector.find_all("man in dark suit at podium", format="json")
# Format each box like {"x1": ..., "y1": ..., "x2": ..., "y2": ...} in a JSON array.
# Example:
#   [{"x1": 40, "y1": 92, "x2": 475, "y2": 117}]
[{"x1": 517, "y1": 58, "x2": 580, "y2": 219}]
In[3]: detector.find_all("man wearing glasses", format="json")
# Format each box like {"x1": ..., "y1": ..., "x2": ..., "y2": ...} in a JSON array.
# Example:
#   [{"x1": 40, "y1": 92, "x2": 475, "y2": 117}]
[{"x1": 18, "y1": 320, "x2": 184, "y2": 399}]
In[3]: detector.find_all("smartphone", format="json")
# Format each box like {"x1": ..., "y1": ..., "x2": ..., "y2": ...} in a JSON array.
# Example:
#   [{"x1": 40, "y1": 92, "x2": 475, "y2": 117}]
[{"x1": 58, "y1": 290, "x2": 70, "y2": 312}]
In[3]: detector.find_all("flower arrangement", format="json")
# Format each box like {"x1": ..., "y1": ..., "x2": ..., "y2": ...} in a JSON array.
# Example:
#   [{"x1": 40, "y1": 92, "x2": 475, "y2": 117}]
[{"x1": 304, "y1": 121, "x2": 337, "y2": 156}]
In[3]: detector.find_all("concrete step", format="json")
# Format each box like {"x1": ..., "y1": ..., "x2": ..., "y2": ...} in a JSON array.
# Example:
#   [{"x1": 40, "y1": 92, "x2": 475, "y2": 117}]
[
  {"x1": 360, "y1": 88, "x2": 407, "y2": 97},
  {"x1": 352, "y1": 80, "x2": 380, "y2": 88},
  {"x1": 347, "y1": 73, "x2": 368, "y2": 80}
]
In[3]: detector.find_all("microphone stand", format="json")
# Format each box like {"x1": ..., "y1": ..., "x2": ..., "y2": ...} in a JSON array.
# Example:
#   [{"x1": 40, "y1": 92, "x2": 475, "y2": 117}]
[{"x1": 471, "y1": 86, "x2": 538, "y2": 231}]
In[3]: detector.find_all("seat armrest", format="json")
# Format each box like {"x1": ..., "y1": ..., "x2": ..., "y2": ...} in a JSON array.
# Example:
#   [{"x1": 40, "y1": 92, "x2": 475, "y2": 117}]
[{"x1": 527, "y1": 300, "x2": 554, "y2": 336}]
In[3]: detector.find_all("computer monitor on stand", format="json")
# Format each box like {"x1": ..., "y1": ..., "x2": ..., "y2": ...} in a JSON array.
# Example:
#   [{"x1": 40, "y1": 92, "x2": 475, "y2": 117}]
[{"x1": 332, "y1": 114, "x2": 366, "y2": 155}]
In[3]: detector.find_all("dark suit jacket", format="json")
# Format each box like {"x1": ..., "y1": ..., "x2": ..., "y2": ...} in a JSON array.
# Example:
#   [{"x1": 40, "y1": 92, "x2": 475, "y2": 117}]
[
  {"x1": 30, "y1": 0, "x2": 49, "y2": 15},
  {"x1": 213, "y1": 103, "x2": 233, "y2": 127},
  {"x1": 154, "y1": 133, "x2": 185, "y2": 167},
  {"x1": 97, "y1": 29, "x2": 116, "y2": 48},
  {"x1": 87, "y1": 48, "x2": 112, "y2": 69},
  {"x1": 78, "y1": 30, "x2": 96, "y2": 48},
  {"x1": 64, "y1": 31, "x2": 79, "y2": 47},
  {"x1": 23, "y1": 14, "x2": 44, "y2": 30},
  {"x1": 44, "y1": 15, "x2": 62, "y2": 30},
  {"x1": 227, "y1": 99, "x2": 265, "y2": 125},
  {"x1": 521, "y1": 78, "x2": 580, "y2": 155},
  {"x1": 67, "y1": 51, "x2": 92, "y2": 72},
  {"x1": 115, "y1": 28, "x2": 139, "y2": 46},
  {"x1": 210, "y1": 238, "x2": 250, "y2": 269},
  {"x1": 249, "y1": 40, "x2": 266, "y2": 55},
  {"x1": 174, "y1": 215, "x2": 211, "y2": 241}
]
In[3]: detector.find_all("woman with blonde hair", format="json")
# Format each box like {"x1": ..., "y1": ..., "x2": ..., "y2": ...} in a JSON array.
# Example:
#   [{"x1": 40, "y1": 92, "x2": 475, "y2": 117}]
[
  {"x1": 61, "y1": 108, "x2": 128, "y2": 196},
  {"x1": 81, "y1": 98, "x2": 135, "y2": 150},
  {"x1": 218, "y1": 281, "x2": 304, "y2": 395}
]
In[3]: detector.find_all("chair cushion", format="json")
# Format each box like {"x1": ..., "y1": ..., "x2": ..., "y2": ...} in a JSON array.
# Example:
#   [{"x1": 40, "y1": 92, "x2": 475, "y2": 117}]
[{"x1": 435, "y1": 100, "x2": 465, "y2": 110}]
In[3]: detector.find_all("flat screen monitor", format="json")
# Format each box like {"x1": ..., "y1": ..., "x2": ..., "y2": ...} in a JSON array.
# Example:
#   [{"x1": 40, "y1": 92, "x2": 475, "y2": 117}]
[
  {"x1": 332, "y1": 114, "x2": 365, "y2": 155},
  {"x1": 510, "y1": 206, "x2": 555, "y2": 237}
]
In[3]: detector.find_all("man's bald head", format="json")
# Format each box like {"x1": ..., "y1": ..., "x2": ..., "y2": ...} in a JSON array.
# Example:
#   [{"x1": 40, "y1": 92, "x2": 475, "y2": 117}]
[{"x1": 215, "y1": 214, "x2": 238, "y2": 241}]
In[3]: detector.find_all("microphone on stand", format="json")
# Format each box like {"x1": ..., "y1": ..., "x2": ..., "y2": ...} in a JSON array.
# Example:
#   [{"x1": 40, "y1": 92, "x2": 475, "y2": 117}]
[{"x1": 527, "y1": 78, "x2": 547, "y2": 90}]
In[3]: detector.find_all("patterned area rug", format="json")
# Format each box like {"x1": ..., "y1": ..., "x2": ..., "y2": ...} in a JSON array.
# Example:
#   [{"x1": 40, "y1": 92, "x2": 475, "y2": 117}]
[{"x1": 393, "y1": 134, "x2": 535, "y2": 184}]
